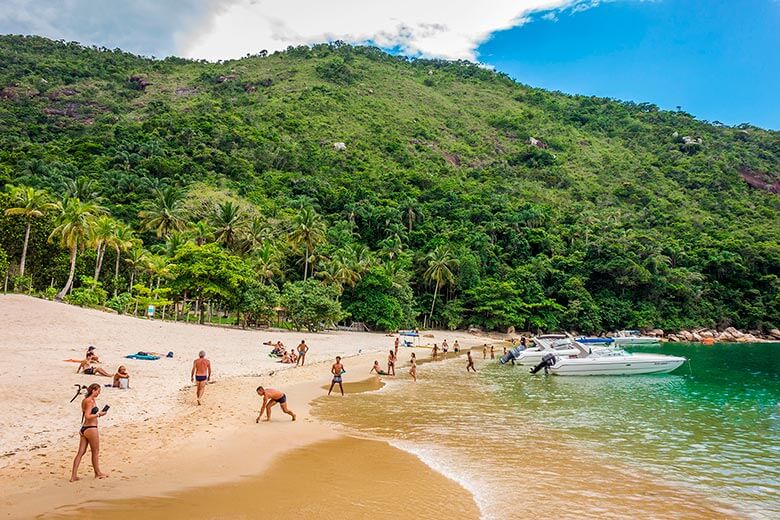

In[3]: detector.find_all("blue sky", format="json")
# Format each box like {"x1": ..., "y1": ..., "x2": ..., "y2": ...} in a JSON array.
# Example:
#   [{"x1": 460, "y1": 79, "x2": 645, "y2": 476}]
[
  {"x1": 1, "y1": 0, "x2": 778, "y2": 129},
  {"x1": 477, "y1": 0, "x2": 780, "y2": 129}
]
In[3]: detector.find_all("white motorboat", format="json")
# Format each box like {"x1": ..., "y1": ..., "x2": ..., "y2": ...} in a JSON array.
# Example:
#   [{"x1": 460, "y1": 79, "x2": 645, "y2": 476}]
[
  {"x1": 511, "y1": 335, "x2": 595, "y2": 366},
  {"x1": 611, "y1": 330, "x2": 661, "y2": 346},
  {"x1": 538, "y1": 343, "x2": 686, "y2": 376}
]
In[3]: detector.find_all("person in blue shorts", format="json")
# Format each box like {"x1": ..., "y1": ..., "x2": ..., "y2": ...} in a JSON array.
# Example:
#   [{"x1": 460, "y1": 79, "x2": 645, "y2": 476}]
[{"x1": 329, "y1": 356, "x2": 345, "y2": 396}]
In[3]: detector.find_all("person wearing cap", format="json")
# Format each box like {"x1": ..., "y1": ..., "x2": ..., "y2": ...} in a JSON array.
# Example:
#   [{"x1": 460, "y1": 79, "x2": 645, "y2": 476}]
[{"x1": 85, "y1": 346, "x2": 100, "y2": 363}]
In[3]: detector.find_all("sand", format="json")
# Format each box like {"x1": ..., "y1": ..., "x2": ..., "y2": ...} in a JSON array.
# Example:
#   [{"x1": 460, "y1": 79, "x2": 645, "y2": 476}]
[{"x1": 0, "y1": 294, "x2": 489, "y2": 519}]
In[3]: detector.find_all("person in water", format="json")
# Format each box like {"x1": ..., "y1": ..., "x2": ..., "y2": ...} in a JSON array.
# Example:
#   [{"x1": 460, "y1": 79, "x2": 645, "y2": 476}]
[
  {"x1": 296, "y1": 340, "x2": 308, "y2": 366},
  {"x1": 442, "y1": 339, "x2": 449, "y2": 356},
  {"x1": 77, "y1": 359, "x2": 111, "y2": 377},
  {"x1": 112, "y1": 366, "x2": 130, "y2": 388},
  {"x1": 466, "y1": 351, "x2": 477, "y2": 373},
  {"x1": 490, "y1": 345, "x2": 495, "y2": 359},
  {"x1": 409, "y1": 356, "x2": 417, "y2": 382},
  {"x1": 191, "y1": 350, "x2": 211, "y2": 405},
  {"x1": 256, "y1": 386, "x2": 296, "y2": 422},
  {"x1": 453, "y1": 340, "x2": 460, "y2": 353},
  {"x1": 482, "y1": 344, "x2": 487, "y2": 359},
  {"x1": 70, "y1": 383, "x2": 108, "y2": 481},
  {"x1": 329, "y1": 356, "x2": 345, "y2": 396},
  {"x1": 370, "y1": 360, "x2": 388, "y2": 376},
  {"x1": 387, "y1": 349, "x2": 396, "y2": 376},
  {"x1": 432, "y1": 343, "x2": 439, "y2": 360}
]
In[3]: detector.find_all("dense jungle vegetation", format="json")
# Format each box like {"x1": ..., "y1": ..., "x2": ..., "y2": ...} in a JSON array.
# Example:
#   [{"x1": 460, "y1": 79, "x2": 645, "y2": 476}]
[{"x1": 0, "y1": 35, "x2": 778, "y2": 333}]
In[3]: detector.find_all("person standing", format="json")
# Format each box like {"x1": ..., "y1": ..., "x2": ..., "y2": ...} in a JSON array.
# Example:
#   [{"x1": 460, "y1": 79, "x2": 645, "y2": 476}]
[
  {"x1": 70, "y1": 383, "x2": 108, "y2": 481},
  {"x1": 329, "y1": 356, "x2": 345, "y2": 396},
  {"x1": 490, "y1": 345, "x2": 495, "y2": 359},
  {"x1": 296, "y1": 340, "x2": 308, "y2": 366},
  {"x1": 453, "y1": 340, "x2": 460, "y2": 353},
  {"x1": 482, "y1": 344, "x2": 487, "y2": 359},
  {"x1": 432, "y1": 343, "x2": 439, "y2": 361},
  {"x1": 394, "y1": 336, "x2": 400, "y2": 351},
  {"x1": 191, "y1": 350, "x2": 211, "y2": 405},
  {"x1": 466, "y1": 351, "x2": 477, "y2": 373},
  {"x1": 256, "y1": 386, "x2": 296, "y2": 422},
  {"x1": 387, "y1": 349, "x2": 396, "y2": 376},
  {"x1": 409, "y1": 353, "x2": 417, "y2": 382}
]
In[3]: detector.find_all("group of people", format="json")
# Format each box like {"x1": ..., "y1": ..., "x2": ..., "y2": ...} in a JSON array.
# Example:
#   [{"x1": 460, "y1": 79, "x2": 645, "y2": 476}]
[
  {"x1": 266, "y1": 340, "x2": 309, "y2": 366},
  {"x1": 430, "y1": 339, "x2": 461, "y2": 361},
  {"x1": 76, "y1": 346, "x2": 130, "y2": 388}
]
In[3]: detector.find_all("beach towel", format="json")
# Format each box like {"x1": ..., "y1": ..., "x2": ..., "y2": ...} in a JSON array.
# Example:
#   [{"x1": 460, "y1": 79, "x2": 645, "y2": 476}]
[{"x1": 125, "y1": 353, "x2": 160, "y2": 360}]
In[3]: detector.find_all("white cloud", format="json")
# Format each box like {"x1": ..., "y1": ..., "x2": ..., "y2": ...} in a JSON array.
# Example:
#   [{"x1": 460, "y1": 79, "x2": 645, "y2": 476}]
[{"x1": 180, "y1": 1, "x2": 588, "y2": 61}]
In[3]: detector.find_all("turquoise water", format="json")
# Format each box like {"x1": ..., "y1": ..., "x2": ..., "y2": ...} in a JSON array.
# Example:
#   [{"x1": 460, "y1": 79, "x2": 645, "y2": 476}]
[
  {"x1": 486, "y1": 342, "x2": 780, "y2": 517},
  {"x1": 316, "y1": 342, "x2": 780, "y2": 519}
]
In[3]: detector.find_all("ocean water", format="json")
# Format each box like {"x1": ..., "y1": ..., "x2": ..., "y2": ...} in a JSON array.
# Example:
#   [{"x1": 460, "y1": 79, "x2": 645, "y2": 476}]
[{"x1": 312, "y1": 343, "x2": 780, "y2": 519}]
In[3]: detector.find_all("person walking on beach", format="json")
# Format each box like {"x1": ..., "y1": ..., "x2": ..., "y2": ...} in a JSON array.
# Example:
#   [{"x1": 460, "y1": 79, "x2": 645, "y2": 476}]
[
  {"x1": 191, "y1": 350, "x2": 211, "y2": 405},
  {"x1": 432, "y1": 343, "x2": 438, "y2": 360},
  {"x1": 409, "y1": 355, "x2": 417, "y2": 382},
  {"x1": 387, "y1": 349, "x2": 396, "y2": 376},
  {"x1": 70, "y1": 383, "x2": 108, "y2": 481},
  {"x1": 256, "y1": 386, "x2": 296, "y2": 422},
  {"x1": 395, "y1": 336, "x2": 399, "y2": 350},
  {"x1": 329, "y1": 356, "x2": 345, "y2": 396},
  {"x1": 466, "y1": 351, "x2": 477, "y2": 373},
  {"x1": 296, "y1": 340, "x2": 308, "y2": 366}
]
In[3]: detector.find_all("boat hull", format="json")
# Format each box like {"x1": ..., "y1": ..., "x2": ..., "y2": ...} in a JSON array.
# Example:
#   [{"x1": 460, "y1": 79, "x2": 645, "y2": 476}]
[
  {"x1": 549, "y1": 357, "x2": 685, "y2": 376},
  {"x1": 612, "y1": 337, "x2": 660, "y2": 346}
]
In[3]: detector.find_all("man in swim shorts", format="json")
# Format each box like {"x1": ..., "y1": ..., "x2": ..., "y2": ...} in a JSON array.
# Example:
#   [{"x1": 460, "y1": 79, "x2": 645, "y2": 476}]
[
  {"x1": 256, "y1": 386, "x2": 296, "y2": 422},
  {"x1": 329, "y1": 356, "x2": 345, "y2": 396},
  {"x1": 191, "y1": 350, "x2": 211, "y2": 405},
  {"x1": 466, "y1": 350, "x2": 477, "y2": 373},
  {"x1": 296, "y1": 340, "x2": 308, "y2": 366}
]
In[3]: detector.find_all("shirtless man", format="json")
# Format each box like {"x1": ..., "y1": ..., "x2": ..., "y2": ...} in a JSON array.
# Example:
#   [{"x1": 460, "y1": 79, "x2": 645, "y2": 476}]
[
  {"x1": 466, "y1": 351, "x2": 477, "y2": 373},
  {"x1": 296, "y1": 340, "x2": 308, "y2": 366},
  {"x1": 191, "y1": 351, "x2": 211, "y2": 405},
  {"x1": 490, "y1": 345, "x2": 495, "y2": 359},
  {"x1": 370, "y1": 360, "x2": 387, "y2": 376},
  {"x1": 256, "y1": 386, "x2": 296, "y2": 422},
  {"x1": 328, "y1": 356, "x2": 345, "y2": 396},
  {"x1": 482, "y1": 344, "x2": 487, "y2": 359}
]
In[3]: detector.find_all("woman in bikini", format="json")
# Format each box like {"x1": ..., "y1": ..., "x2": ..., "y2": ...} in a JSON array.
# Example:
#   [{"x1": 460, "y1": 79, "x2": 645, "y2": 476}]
[
  {"x1": 409, "y1": 354, "x2": 417, "y2": 382},
  {"x1": 77, "y1": 359, "x2": 111, "y2": 377},
  {"x1": 70, "y1": 383, "x2": 108, "y2": 481},
  {"x1": 387, "y1": 349, "x2": 396, "y2": 376}
]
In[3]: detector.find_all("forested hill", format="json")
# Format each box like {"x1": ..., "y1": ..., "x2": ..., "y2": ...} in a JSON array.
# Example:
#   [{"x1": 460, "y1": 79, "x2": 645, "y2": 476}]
[{"x1": 0, "y1": 34, "x2": 778, "y2": 333}]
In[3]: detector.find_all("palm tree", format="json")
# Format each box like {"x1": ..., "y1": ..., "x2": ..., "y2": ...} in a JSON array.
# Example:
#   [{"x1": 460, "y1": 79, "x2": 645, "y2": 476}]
[
  {"x1": 252, "y1": 242, "x2": 280, "y2": 284},
  {"x1": 124, "y1": 247, "x2": 150, "y2": 292},
  {"x1": 423, "y1": 246, "x2": 459, "y2": 326},
  {"x1": 64, "y1": 176, "x2": 102, "y2": 203},
  {"x1": 187, "y1": 220, "x2": 212, "y2": 246},
  {"x1": 111, "y1": 224, "x2": 135, "y2": 295},
  {"x1": 138, "y1": 187, "x2": 188, "y2": 238},
  {"x1": 49, "y1": 198, "x2": 103, "y2": 299},
  {"x1": 289, "y1": 207, "x2": 326, "y2": 281},
  {"x1": 3, "y1": 185, "x2": 57, "y2": 277},
  {"x1": 89, "y1": 216, "x2": 116, "y2": 281},
  {"x1": 210, "y1": 201, "x2": 245, "y2": 250}
]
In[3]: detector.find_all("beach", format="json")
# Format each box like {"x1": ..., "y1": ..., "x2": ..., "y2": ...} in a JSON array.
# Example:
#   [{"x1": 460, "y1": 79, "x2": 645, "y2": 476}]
[{"x1": 0, "y1": 294, "x2": 485, "y2": 519}]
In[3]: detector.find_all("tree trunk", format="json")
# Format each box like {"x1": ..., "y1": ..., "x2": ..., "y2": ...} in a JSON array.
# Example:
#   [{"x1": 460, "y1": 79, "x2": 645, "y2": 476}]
[
  {"x1": 113, "y1": 247, "x2": 121, "y2": 296},
  {"x1": 129, "y1": 271, "x2": 135, "y2": 292},
  {"x1": 94, "y1": 243, "x2": 104, "y2": 281},
  {"x1": 303, "y1": 244, "x2": 309, "y2": 281},
  {"x1": 428, "y1": 283, "x2": 439, "y2": 327},
  {"x1": 57, "y1": 243, "x2": 78, "y2": 300},
  {"x1": 19, "y1": 222, "x2": 31, "y2": 277},
  {"x1": 198, "y1": 296, "x2": 205, "y2": 324}
]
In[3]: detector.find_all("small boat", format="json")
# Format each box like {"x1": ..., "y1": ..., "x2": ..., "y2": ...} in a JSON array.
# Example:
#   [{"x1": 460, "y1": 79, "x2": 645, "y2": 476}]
[
  {"x1": 575, "y1": 336, "x2": 614, "y2": 345},
  {"x1": 611, "y1": 330, "x2": 660, "y2": 346},
  {"x1": 511, "y1": 336, "x2": 599, "y2": 366},
  {"x1": 533, "y1": 343, "x2": 686, "y2": 376}
]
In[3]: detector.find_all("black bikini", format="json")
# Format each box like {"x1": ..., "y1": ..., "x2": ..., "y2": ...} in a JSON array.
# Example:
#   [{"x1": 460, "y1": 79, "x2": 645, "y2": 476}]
[{"x1": 80, "y1": 406, "x2": 99, "y2": 435}]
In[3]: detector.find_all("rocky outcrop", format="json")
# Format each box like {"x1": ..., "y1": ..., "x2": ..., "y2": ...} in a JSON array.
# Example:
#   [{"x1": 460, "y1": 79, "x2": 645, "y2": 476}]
[
  {"x1": 129, "y1": 75, "x2": 150, "y2": 90},
  {"x1": 738, "y1": 167, "x2": 780, "y2": 195},
  {"x1": 769, "y1": 329, "x2": 780, "y2": 340},
  {"x1": 528, "y1": 137, "x2": 547, "y2": 149},
  {"x1": 661, "y1": 326, "x2": 776, "y2": 343}
]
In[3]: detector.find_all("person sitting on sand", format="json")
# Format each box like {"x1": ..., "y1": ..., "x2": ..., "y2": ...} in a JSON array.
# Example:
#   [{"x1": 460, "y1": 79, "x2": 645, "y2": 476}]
[
  {"x1": 296, "y1": 340, "x2": 308, "y2": 366},
  {"x1": 329, "y1": 356, "x2": 345, "y2": 396},
  {"x1": 387, "y1": 349, "x2": 396, "y2": 376},
  {"x1": 70, "y1": 383, "x2": 108, "y2": 481},
  {"x1": 112, "y1": 366, "x2": 130, "y2": 388},
  {"x1": 191, "y1": 351, "x2": 211, "y2": 405},
  {"x1": 256, "y1": 386, "x2": 296, "y2": 422},
  {"x1": 77, "y1": 359, "x2": 111, "y2": 377},
  {"x1": 289, "y1": 349, "x2": 299, "y2": 364},
  {"x1": 370, "y1": 360, "x2": 388, "y2": 376},
  {"x1": 280, "y1": 351, "x2": 292, "y2": 364},
  {"x1": 467, "y1": 351, "x2": 477, "y2": 373},
  {"x1": 85, "y1": 346, "x2": 100, "y2": 363}
]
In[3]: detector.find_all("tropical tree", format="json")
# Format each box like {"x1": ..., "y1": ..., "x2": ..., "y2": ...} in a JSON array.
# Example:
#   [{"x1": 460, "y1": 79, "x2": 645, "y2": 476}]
[
  {"x1": 187, "y1": 220, "x2": 212, "y2": 246},
  {"x1": 49, "y1": 198, "x2": 104, "y2": 299},
  {"x1": 89, "y1": 215, "x2": 116, "y2": 281},
  {"x1": 111, "y1": 223, "x2": 135, "y2": 295},
  {"x1": 289, "y1": 207, "x2": 326, "y2": 281},
  {"x1": 423, "y1": 246, "x2": 459, "y2": 326},
  {"x1": 252, "y1": 242, "x2": 281, "y2": 284},
  {"x1": 124, "y1": 246, "x2": 150, "y2": 292},
  {"x1": 210, "y1": 201, "x2": 245, "y2": 250},
  {"x1": 138, "y1": 187, "x2": 188, "y2": 238},
  {"x1": 3, "y1": 185, "x2": 57, "y2": 276},
  {"x1": 64, "y1": 176, "x2": 102, "y2": 203}
]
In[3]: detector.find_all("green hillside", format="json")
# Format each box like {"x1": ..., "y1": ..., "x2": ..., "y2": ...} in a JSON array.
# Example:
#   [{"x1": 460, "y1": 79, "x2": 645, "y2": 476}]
[{"x1": 1, "y1": 34, "x2": 778, "y2": 332}]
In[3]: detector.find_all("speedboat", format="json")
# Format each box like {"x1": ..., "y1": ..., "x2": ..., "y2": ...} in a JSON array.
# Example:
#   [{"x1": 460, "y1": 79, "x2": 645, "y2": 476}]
[
  {"x1": 611, "y1": 330, "x2": 660, "y2": 346},
  {"x1": 576, "y1": 336, "x2": 614, "y2": 345},
  {"x1": 533, "y1": 343, "x2": 686, "y2": 376},
  {"x1": 511, "y1": 336, "x2": 598, "y2": 366}
]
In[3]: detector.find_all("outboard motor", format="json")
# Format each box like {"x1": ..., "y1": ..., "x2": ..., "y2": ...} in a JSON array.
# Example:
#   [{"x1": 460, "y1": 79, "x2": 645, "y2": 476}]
[
  {"x1": 530, "y1": 353, "x2": 557, "y2": 375},
  {"x1": 499, "y1": 346, "x2": 524, "y2": 365}
]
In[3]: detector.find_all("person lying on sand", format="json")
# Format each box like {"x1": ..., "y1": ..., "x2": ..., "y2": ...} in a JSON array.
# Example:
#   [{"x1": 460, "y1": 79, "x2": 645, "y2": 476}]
[
  {"x1": 256, "y1": 386, "x2": 296, "y2": 422},
  {"x1": 112, "y1": 366, "x2": 130, "y2": 388},
  {"x1": 370, "y1": 360, "x2": 388, "y2": 376},
  {"x1": 77, "y1": 360, "x2": 111, "y2": 377},
  {"x1": 70, "y1": 383, "x2": 108, "y2": 481},
  {"x1": 329, "y1": 356, "x2": 345, "y2": 396},
  {"x1": 191, "y1": 351, "x2": 211, "y2": 405}
]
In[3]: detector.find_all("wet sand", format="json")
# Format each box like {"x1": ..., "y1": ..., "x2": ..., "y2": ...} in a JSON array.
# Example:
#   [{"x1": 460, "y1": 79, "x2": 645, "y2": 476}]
[{"x1": 45, "y1": 436, "x2": 480, "y2": 520}]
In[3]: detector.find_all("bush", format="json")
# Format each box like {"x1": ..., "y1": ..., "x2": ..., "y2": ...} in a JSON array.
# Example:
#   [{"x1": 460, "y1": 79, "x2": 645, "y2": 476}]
[
  {"x1": 66, "y1": 276, "x2": 108, "y2": 308},
  {"x1": 13, "y1": 275, "x2": 32, "y2": 293},
  {"x1": 40, "y1": 286, "x2": 58, "y2": 300},
  {"x1": 106, "y1": 292, "x2": 133, "y2": 314},
  {"x1": 281, "y1": 280, "x2": 344, "y2": 331}
]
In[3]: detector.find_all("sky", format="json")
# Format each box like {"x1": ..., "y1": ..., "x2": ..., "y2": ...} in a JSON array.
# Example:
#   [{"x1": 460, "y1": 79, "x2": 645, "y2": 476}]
[{"x1": 1, "y1": 0, "x2": 778, "y2": 128}]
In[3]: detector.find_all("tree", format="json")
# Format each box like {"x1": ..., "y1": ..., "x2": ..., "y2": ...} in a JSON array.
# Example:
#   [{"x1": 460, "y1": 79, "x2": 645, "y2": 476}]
[
  {"x1": 238, "y1": 281, "x2": 280, "y2": 327},
  {"x1": 124, "y1": 246, "x2": 150, "y2": 292},
  {"x1": 252, "y1": 242, "x2": 281, "y2": 284},
  {"x1": 344, "y1": 266, "x2": 414, "y2": 330},
  {"x1": 49, "y1": 198, "x2": 103, "y2": 299},
  {"x1": 423, "y1": 245, "x2": 459, "y2": 326},
  {"x1": 210, "y1": 200, "x2": 245, "y2": 250},
  {"x1": 289, "y1": 207, "x2": 326, "y2": 281},
  {"x1": 280, "y1": 280, "x2": 344, "y2": 331},
  {"x1": 3, "y1": 185, "x2": 56, "y2": 277},
  {"x1": 64, "y1": 176, "x2": 102, "y2": 203},
  {"x1": 187, "y1": 220, "x2": 212, "y2": 246},
  {"x1": 139, "y1": 187, "x2": 188, "y2": 238},
  {"x1": 89, "y1": 215, "x2": 116, "y2": 281},
  {"x1": 111, "y1": 223, "x2": 135, "y2": 295}
]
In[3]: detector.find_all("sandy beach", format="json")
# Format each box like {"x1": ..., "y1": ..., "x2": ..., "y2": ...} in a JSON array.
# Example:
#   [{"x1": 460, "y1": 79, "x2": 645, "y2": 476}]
[{"x1": 0, "y1": 294, "x2": 488, "y2": 519}]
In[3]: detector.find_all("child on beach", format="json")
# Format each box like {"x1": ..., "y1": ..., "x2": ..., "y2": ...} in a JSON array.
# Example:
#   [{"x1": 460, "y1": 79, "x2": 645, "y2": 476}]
[
  {"x1": 329, "y1": 356, "x2": 345, "y2": 396},
  {"x1": 256, "y1": 386, "x2": 296, "y2": 422},
  {"x1": 70, "y1": 383, "x2": 108, "y2": 482},
  {"x1": 466, "y1": 351, "x2": 477, "y2": 373}
]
